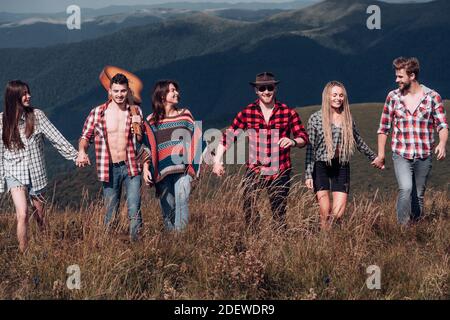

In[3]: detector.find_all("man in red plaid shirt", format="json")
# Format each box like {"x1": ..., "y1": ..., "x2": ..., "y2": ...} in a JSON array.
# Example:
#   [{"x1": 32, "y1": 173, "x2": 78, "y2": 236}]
[
  {"x1": 213, "y1": 72, "x2": 309, "y2": 230},
  {"x1": 376, "y1": 57, "x2": 448, "y2": 225},
  {"x1": 76, "y1": 73, "x2": 144, "y2": 240}
]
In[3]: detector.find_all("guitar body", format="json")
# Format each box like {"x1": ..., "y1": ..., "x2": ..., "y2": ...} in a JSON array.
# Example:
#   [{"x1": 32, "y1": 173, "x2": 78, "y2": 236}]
[{"x1": 99, "y1": 65, "x2": 143, "y2": 136}]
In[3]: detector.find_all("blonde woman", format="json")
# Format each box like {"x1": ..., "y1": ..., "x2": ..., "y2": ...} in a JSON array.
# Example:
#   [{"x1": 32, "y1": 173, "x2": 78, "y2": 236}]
[{"x1": 305, "y1": 81, "x2": 383, "y2": 230}]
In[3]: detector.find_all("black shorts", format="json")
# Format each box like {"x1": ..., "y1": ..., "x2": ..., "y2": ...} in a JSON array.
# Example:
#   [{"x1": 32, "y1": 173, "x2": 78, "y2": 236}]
[{"x1": 312, "y1": 159, "x2": 350, "y2": 194}]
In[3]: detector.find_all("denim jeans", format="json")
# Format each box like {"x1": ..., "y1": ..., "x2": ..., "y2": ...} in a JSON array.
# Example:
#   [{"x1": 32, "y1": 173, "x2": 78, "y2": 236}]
[
  {"x1": 392, "y1": 152, "x2": 432, "y2": 225},
  {"x1": 155, "y1": 173, "x2": 192, "y2": 231},
  {"x1": 102, "y1": 162, "x2": 142, "y2": 240},
  {"x1": 5, "y1": 175, "x2": 45, "y2": 196}
]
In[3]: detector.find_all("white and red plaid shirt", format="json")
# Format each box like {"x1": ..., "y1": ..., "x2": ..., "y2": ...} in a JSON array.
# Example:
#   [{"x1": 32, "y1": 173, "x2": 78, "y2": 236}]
[
  {"x1": 377, "y1": 85, "x2": 448, "y2": 160},
  {"x1": 80, "y1": 101, "x2": 143, "y2": 182},
  {"x1": 221, "y1": 100, "x2": 309, "y2": 179}
]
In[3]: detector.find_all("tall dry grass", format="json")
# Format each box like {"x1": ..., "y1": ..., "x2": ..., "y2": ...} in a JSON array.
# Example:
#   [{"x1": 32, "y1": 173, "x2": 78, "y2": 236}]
[{"x1": 0, "y1": 168, "x2": 448, "y2": 300}]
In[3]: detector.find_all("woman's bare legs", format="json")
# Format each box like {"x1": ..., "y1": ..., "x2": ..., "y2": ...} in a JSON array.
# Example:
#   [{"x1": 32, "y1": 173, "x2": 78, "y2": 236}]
[
  {"x1": 31, "y1": 193, "x2": 46, "y2": 231},
  {"x1": 10, "y1": 187, "x2": 29, "y2": 253},
  {"x1": 331, "y1": 192, "x2": 348, "y2": 224},
  {"x1": 316, "y1": 190, "x2": 332, "y2": 230},
  {"x1": 317, "y1": 191, "x2": 348, "y2": 230}
]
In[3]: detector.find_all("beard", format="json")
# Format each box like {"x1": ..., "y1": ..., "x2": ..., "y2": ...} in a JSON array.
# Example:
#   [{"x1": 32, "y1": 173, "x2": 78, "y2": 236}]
[
  {"x1": 399, "y1": 81, "x2": 411, "y2": 92},
  {"x1": 260, "y1": 94, "x2": 274, "y2": 104},
  {"x1": 112, "y1": 96, "x2": 126, "y2": 105}
]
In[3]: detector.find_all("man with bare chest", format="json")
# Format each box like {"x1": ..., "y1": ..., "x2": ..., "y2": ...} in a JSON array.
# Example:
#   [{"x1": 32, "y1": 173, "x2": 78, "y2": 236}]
[
  {"x1": 376, "y1": 57, "x2": 448, "y2": 225},
  {"x1": 76, "y1": 73, "x2": 143, "y2": 240},
  {"x1": 105, "y1": 104, "x2": 129, "y2": 163}
]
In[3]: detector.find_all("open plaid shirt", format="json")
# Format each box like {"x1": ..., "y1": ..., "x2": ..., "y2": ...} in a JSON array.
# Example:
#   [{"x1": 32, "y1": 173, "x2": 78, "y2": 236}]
[
  {"x1": 80, "y1": 102, "x2": 143, "y2": 183},
  {"x1": 221, "y1": 100, "x2": 309, "y2": 179},
  {"x1": 377, "y1": 85, "x2": 448, "y2": 160},
  {"x1": 305, "y1": 110, "x2": 377, "y2": 180},
  {"x1": 0, "y1": 109, "x2": 78, "y2": 193}
]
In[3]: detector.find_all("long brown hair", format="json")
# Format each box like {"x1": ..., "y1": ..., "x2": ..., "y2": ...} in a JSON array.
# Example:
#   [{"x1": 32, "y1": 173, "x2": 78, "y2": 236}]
[
  {"x1": 2, "y1": 80, "x2": 35, "y2": 150},
  {"x1": 150, "y1": 80, "x2": 179, "y2": 124},
  {"x1": 321, "y1": 81, "x2": 355, "y2": 164}
]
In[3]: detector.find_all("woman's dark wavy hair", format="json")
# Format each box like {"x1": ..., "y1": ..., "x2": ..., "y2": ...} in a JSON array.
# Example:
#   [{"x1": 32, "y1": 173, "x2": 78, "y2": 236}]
[
  {"x1": 2, "y1": 80, "x2": 35, "y2": 150},
  {"x1": 150, "y1": 80, "x2": 179, "y2": 124}
]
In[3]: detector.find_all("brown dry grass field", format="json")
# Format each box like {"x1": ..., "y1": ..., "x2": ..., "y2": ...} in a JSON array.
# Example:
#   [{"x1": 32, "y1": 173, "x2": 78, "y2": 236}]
[{"x1": 0, "y1": 102, "x2": 448, "y2": 300}]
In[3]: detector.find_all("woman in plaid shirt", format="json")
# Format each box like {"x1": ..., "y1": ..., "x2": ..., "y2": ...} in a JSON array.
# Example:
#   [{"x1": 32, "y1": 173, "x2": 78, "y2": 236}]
[
  {"x1": 0, "y1": 80, "x2": 78, "y2": 252},
  {"x1": 305, "y1": 81, "x2": 383, "y2": 230}
]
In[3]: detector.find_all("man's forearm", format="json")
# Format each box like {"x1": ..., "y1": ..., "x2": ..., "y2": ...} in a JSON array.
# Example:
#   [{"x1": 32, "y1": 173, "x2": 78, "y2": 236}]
[
  {"x1": 78, "y1": 138, "x2": 89, "y2": 154},
  {"x1": 377, "y1": 133, "x2": 388, "y2": 157},
  {"x1": 438, "y1": 128, "x2": 449, "y2": 146},
  {"x1": 294, "y1": 137, "x2": 306, "y2": 148}
]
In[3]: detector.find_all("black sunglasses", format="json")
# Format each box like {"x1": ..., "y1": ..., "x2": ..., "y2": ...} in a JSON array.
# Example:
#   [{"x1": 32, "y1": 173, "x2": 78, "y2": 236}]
[{"x1": 257, "y1": 85, "x2": 275, "y2": 92}]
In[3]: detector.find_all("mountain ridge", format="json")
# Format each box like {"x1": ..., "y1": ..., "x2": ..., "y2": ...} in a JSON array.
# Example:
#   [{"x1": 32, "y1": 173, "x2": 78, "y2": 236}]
[{"x1": 0, "y1": 0, "x2": 448, "y2": 139}]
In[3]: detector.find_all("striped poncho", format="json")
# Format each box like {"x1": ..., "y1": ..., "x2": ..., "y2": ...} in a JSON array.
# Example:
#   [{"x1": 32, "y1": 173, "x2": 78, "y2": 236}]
[{"x1": 141, "y1": 109, "x2": 203, "y2": 184}]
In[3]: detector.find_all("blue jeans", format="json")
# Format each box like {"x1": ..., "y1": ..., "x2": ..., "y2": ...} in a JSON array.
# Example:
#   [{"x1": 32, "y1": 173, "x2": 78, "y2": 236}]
[
  {"x1": 102, "y1": 162, "x2": 142, "y2": 240},
  {"x1": 155, "y1": 173, "x2": 192, "y2": 231},
  {"x1": 392, "y1": 153, "x2": 432, "y2": 225}
]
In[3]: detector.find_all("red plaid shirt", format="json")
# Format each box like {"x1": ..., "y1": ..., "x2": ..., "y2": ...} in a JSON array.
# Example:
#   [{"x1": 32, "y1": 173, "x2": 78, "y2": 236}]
[
  {"x1": 378, "y1": 85, "x2": 448, "y2": 160},
  {"x1": 222, "y1": 100, "x2": 309, "y2": 179},
  {"x1": 80, "y1": 102, "x2": 143, "y2": 182}
]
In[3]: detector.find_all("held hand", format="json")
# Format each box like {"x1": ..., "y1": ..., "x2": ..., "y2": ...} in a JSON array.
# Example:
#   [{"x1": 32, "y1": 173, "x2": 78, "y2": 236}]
[
  {"x1": 435, "y1": 144, "x2": 446, "y2": 161},
  {"x1": 213, "y1": 162, "x2": 225, "y2": 177},
  {"x1": 83, "y1": 153, "x2": 91, "y2": 166},
  {"x1": 371, "y1": 156, "x2": 385, "y2": 170},
  {"x1": 278, "y1": 137, "x2": 295, "y2": 149},
  {"x1": 143, "y1": 166, "x2": 153, "y2": 186},
  {"x1": 75, "y1": 153, "x2": 84, "y2": 167},
  {"x1": 190, "y1": 177, "x2": 199, "y2": 191},
  {"x1": 305, "y1": 179, "x2": 314, "y2": 190},
  {"x1": 76, "y1": 152, "x2": 90, "y2": 167}
]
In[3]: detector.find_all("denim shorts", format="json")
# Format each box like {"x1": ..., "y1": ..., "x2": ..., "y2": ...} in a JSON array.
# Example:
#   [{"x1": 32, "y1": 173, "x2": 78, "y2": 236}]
[{"x1": 5, "y1": 176, "x2": 45, "y2": 196}]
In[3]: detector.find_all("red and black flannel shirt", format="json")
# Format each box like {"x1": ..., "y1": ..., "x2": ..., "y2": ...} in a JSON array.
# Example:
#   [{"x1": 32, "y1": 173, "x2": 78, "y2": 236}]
[
  {"x1": 221, "y1": 100, "x2": 309, "y2": 179},
  {"x1": 80, "y1": 101, "x2": 143, "y2": 182},
  {"x1": 377, "y1": 85, "x2": 448, "y2": 160}
]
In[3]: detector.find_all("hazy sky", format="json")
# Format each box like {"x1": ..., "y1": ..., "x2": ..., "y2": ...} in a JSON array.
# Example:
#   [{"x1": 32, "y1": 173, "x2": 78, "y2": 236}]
[
  {"x1": 1, "y1": 0, "x2": 295, "y2": 13},
  {"x1": 0, "y1": 0, "x2": 432, "y2": 13}
]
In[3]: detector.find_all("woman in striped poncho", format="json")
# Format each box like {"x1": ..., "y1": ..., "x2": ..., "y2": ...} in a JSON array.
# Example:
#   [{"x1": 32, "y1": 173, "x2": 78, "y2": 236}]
[{"x1": 141, "y1": 80, "x2": 202, "y2": 231}]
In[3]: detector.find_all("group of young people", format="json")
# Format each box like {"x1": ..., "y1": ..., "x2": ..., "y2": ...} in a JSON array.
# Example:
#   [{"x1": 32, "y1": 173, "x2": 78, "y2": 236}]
[{"x1": 0, "y1": 57, "x2": 447, "y2": 252}]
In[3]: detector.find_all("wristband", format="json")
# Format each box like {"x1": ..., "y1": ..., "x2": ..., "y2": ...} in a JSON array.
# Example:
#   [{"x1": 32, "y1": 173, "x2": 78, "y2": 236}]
[{"x1": 291, "y1": 139, "x2": 298, "y2": 147}]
